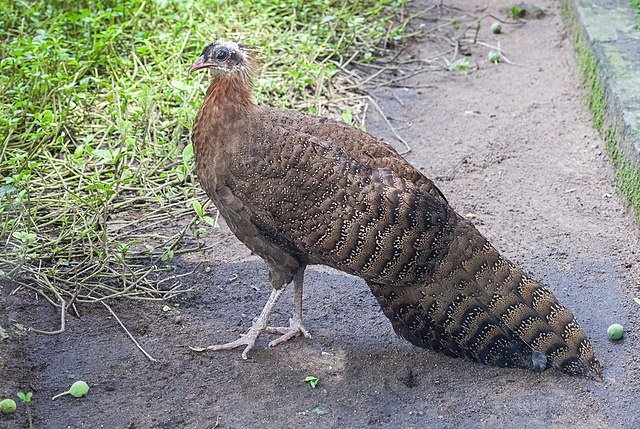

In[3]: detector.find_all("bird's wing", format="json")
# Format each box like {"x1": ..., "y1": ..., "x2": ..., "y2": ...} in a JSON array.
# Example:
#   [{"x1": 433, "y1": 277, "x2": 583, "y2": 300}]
[
  {"x1": 257, "y1": 107, "x2": 448, "y2": 204},
  {"x1": 223, "y1": 111, "x2": 453, "y2": 286}
]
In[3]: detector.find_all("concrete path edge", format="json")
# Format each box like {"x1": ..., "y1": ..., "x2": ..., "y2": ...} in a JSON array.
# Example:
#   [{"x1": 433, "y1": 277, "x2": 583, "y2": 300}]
[{"x1": 564, "y1": 0, "x2": 640, "y2": 166}]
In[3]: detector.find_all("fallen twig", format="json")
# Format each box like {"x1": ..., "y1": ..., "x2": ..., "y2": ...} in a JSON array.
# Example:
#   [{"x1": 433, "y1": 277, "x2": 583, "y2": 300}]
[
  {"x1": 365, "y1": 95, "x2": 411, "y2": 155},
  {"x1": 102, "y1": 301, "x2": 158, "y2": 362}
]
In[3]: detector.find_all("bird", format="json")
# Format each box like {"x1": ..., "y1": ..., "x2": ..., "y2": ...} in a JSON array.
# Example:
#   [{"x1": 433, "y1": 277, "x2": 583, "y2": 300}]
[{"x1": 188, "y1": 40, "x2": 601, "y2": 379}]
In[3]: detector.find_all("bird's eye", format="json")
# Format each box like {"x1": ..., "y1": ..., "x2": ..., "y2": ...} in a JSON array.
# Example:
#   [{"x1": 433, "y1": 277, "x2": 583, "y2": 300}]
[{"x1": 215, "y1": 49, "x2": 228, "y2": 61}]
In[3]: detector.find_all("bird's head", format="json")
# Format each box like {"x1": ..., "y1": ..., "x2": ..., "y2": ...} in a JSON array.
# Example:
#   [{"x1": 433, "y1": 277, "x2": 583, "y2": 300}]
[{"x1": 189, "y1": 40, "x2": 252, "y2": 75}]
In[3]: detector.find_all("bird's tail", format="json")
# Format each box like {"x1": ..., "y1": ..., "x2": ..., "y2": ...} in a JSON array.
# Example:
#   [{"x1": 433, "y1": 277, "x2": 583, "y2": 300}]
[{"x1": 368, "y1": 218, "x2": 601, "y2": 379}]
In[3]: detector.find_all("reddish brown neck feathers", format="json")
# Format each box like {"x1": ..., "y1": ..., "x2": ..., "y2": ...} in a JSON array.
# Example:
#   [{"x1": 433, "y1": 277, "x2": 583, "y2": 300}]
[{"x1": 203, "y1": 72, "x2": 253, "y2": 114}]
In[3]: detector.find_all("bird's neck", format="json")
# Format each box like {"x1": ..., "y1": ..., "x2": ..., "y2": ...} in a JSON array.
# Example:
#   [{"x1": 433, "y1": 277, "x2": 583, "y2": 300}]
[
  {"x1": 202, "y1": 73, "x2": 253, "y2": 115},
  {"x1": 192, "y1": 72, "x2": 254, "y2": 182}
]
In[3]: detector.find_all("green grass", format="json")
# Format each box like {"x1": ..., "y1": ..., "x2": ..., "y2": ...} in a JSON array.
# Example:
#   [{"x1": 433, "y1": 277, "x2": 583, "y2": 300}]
[
  {"x1": 560, "y1": 0, "x2": 640, "y2": 220},
  {"x1": 0, "y1": 0, "x2": 412, "y2": 305},
  {"x1": 630, "y1": 0, "x2": 640, "y2": 27},
  {"x1": 572, "y1": 23, "x2": 605, "y2": 131}
]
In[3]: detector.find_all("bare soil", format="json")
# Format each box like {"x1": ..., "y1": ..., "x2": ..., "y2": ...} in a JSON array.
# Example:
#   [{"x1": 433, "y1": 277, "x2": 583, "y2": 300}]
[{"x1": 2, "y1": 1, "x2": 639, "y2": 428}]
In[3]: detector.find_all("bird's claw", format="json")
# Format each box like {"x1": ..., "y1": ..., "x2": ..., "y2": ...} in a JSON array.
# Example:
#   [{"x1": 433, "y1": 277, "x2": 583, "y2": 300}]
[
  {"x1": 191, "y1": 327, "x2": 261, "y2": 359},
  {"x1": 189, "y1": 318, "x2": 310, "y2": 358},
  {"x1": 265, "y1": 318, "x2": 311, "y2": 348}
]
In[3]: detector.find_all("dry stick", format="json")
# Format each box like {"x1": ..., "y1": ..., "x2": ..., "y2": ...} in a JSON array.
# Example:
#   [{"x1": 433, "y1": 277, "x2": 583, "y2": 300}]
[
  {"x1": 393, "y1": 93, "x2": 405, "y2": 107},
  {"x1": 315, "y1": 64, "x2": 326, "y2": 116},
  {"x1": 447, "y1": 37, "x2": 460, "y2": 67},
  {"x1": 212, "y1": 415, "x2": 221, "y2": 429},
  {"x1": 134, "y1": 282, "x2": 194, "y2": 299},
  {"x1": 472, "y1": 40, "x2": 519, "y2": 66},
  {"x1": 63, "y1": 280, "x2": 84, "y2": 316},
  {"x1": 370, "y1": 61, "x2": 449, "y2": 89},
  {"x1": 402, "y1": 5, "x2": 438, "y2": 26},
  {"x1": 365, "y1": 95, "x2": 411, "y2": 155},
  {"x1": 486, "y1": 13, "x2": 527, "y2": 25},
  {"x1": 359, "y1": 101, "x2": 369, "y2": 130},
  {"x1": 355, "y1": 62, "x2": 402, "y2": 71},
  {"x1": 342, "y1": 66, "x2": 393, "y2": 91},
  {"x1": 155, "y1": 263, "x2": 201, "y2": 288},
  {"x1": 102, "y1": 301, "x2": 158, "y2": 362},
  {"x1": 30, "y1": 287, "x2": 66, "y2": 335}
]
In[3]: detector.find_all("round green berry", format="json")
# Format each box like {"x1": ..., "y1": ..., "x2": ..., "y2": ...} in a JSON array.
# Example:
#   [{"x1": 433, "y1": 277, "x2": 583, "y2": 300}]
[
  {"x1": 69, "y1": 380, "x2": 89, "y2": 398},
  {"x1": 491, "y1": 22, "x2": 502, "y2": 34},
  {"x1": 607, "y1": 323, "x2": 624, "y2": 340},
  {"x1": 0, "y1": 398, "x2": 16, "y2": 414}
]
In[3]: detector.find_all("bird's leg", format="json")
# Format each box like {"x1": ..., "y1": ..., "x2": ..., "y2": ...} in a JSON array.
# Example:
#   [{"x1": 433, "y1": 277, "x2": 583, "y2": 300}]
[
  {"x1": 265, "y1": 269, "x2": 311, "y2": 347},
  {"x1": 203, "y1": 287, "x2": 286, "y2": 359}
]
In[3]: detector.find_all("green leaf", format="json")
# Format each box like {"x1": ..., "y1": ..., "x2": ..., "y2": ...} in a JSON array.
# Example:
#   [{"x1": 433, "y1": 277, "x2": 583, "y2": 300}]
[
  {"x1": 488, "y1": 51, "x2": 500, "y2": 64},
  {"x1": 170, "y1": 80, "x2": 192, "y2": 91},
  {"x1": 17, "y1": 391, "x2": 32, "y2": 404},
  {"x1": 41, "y1": 109, "x2": 54, "y2": 125},
  {"x1": 309, "y1": 405, "x2": 327, "y2": 415},
  {"x1": 449, "y1": 57, "x2": 469, "y2": 72},
  {"x1": 303, "y1": 376, "x2": 319, "y2": 388},
  {"x1": 508, "y1": 6, "x2": 526, "y2": 19},
  {"x1": 161, "y1": 248, "x2": 174, "y2": 261},
  {"x1": 92, "y1": 148, "x2": 120, "y2": 164},
  {"x1": 202, "y1": 215, "x2": 216, "y2": 227},
  {"x1": 0, "y1": 185, "x2": 16, "y2": 198},
  {"x1": 182, "y1": 143, "x2": 194, "y2": 166},
  {"x1": 341, "y1": 109, "x2": 353, "y2": 125},
  {"x1": 12, "y1": 231, "x2": 37, "y2": 244},
  {"x1": 321, "y1": 15, "x2": 335, "y2": 24},
  {"x1": 192, "y1": 199, "x2": 204, "y2": 217}
]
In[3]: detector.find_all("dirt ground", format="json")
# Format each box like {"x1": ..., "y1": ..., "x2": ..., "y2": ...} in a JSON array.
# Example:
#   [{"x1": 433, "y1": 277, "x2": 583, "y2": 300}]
[{"x1": 2, "y1": 1, "x2": 639, "y2": 428}]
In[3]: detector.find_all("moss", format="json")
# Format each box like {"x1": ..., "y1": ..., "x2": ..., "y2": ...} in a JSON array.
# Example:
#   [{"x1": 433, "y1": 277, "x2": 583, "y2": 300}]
[
  {"x1": 560, "y1": 0, "x2": 640, "y2": 220},
  {"x1": 605, "y1": 127, "x2": 640, "y2": 218},
  {"x1": 630, "y1": 0, "x2": 640, "y2": 28}
]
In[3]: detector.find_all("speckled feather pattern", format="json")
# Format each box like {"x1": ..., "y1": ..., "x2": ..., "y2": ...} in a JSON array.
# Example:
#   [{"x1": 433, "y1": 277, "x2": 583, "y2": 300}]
[{"x1": 191, "y1": 43, "x2": 601, "y2": 378}]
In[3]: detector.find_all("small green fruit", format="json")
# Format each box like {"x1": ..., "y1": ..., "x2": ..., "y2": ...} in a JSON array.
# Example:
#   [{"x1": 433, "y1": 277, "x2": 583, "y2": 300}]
[
  {"x1": 607, "y1": 324, "x2": 624, "y2": 340},
  {"x1": 52, "y1": 380, "x2": 90, "y2": 400},
  {"x1": 491, "y1": 22, "x2": 502, "y2": 34},
  {"x1": 0, "y1": 398, "x2": 16, "y2": 414},
  {"x1": 69, "y1": 381, "x2": 89, "y2": 398}
]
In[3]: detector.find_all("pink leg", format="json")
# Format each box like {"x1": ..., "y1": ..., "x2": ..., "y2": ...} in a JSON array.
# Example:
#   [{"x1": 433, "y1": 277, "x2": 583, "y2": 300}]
[
  {"x1": 265, "y1": 270, "x2": 311, "y2": 346},
  {"x1": 198, "y1": 287, "x2": 286, "y2": 359}
]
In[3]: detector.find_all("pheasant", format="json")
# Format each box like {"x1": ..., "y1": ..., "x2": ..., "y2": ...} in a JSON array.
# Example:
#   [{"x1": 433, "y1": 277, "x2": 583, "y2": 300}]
[{"x1": 189, "y1": 40, "x2": 601, "y2": 378}]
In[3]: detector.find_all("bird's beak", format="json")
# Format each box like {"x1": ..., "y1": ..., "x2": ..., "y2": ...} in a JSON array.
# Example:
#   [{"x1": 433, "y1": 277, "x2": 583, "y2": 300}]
[{"x1": 189, "y1": 55, "x2": 212, "y2": 73}]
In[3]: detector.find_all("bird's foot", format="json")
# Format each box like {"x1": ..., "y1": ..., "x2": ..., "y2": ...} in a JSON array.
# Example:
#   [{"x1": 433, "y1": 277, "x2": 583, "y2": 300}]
[
  {"x1": 265, "y1": 318, "x2": 311, "y2": 348},
  {"x1": 190, "y1": 326, "x2": 261, "y2": 360}
]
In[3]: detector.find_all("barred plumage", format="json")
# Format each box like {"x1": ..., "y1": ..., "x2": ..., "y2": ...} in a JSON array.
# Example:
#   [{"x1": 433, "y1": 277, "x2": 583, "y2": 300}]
[{"x1": 190, "y1": 40, "x2": 601, "y2": 378}]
